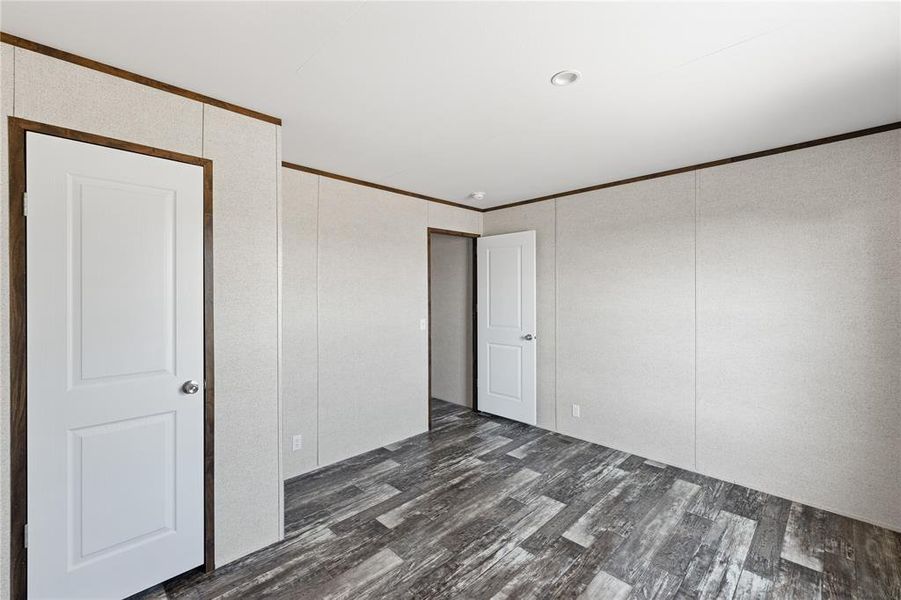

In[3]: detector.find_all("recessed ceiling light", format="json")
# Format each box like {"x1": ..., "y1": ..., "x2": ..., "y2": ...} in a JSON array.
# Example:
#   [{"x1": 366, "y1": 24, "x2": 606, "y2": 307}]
[
  {"x1": 469, "y1": 191, "x2": 486, "y2": 201},
  {"x1": 550, "y1": 69, "x2": 581, "y2": 86}
]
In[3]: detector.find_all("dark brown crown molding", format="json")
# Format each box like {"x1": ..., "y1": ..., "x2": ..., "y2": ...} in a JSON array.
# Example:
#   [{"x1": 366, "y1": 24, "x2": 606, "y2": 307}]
[
  {"x1": 287, "y1": 121, "x2": 901, "y2": 214},
  {"x1": 5, "y1": 27, "x2": 896, "y2": 208},
  {"x1": 1, "y1": 31, "x2": 282, "y2": 126},
  {"x1": 281, "y1": 161, "x2": 481, "y2": 213},
  {"x1": 485, "y1": 121, "x2": 901, "y2": 212}
]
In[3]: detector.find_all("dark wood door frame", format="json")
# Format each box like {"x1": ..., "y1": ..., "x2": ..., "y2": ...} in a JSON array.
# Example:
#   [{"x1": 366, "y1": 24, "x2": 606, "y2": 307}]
[
  {"x1": 427, "y1": 227, "x2": 479, "y2": 429},
  {"x1": 7, "y1": 117, "x2": 216, "y2": 600}
]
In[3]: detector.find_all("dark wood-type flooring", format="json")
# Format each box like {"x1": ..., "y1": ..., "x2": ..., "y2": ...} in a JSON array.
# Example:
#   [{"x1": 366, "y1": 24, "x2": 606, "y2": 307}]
[{"x1": 138, "y1": 400, "x2": 901, "y2": 599}]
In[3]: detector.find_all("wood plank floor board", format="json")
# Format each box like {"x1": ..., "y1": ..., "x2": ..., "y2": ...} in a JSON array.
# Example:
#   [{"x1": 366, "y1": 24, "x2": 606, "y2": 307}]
[
  {"x1": 611, "y1": 467, "x2": 683, "y2": 539},
  {"x1": 479, "y1": 428, "x2": 548, "y2": 460},
  {"x1": 335, "y1": 456, "x2": 487, "y2": 534},
  {"x1": 619, "y1": 454, "x2": 651, "y2": 471},
  {"x1": 580, "y1": 466, "x2": 679, "y2": 541},
  {"x1": 678, "y1": 510, "x2": 758, "y2": 599},
  {"x1": 136, "y1": 400, "x2": 900, "y2": 600},
  {"x1": 471, "y1": 433, "x2": 516, "y2": 457},
  {"x1": 511, "y1": 433, "x2": 594, "y2": 474},
  {"x1": 289, "y1": 547, "x2": 404, "y2": 600},
  {"x1": 744, "y1": 495, "x2": 793, "y2": 579},
  {"x1": 651, "y1": 512, "x2": 715, "y2": 577},
  {"x1": 580, "y1": 569, "x2": 633, "y2": 599},
  {"x1": 684, "y1": 477, "x2": 733, "y2": 522},
  {"x1": 377, "y1": 456, "x2": 520, "y2": 531},
  {"x1": 550, "y1": 530, "x2": 628, "y2": 598},
  {"x1": 352, "y1": 546, "x2": 453, "y2": 599},
  {"x1": 605, "y1": 479, "x2": 701, "y2": 584},
  {"x1": 732, "y1": 569, "x2": 774, "y2": 600},
  {"x1": 821, "y1": 511, "x2": 856, "y2": 600},
  {"x1": 382, "y1": 449, "x2": 489, "y2": 492},
  {"x1": 561, "y1": 473, "x2": 637, "y2": 548},
  {"x1": 413, "y1": 494, "x2": 563, "y2": 594},
  {"x1": 252, "y1": 523, "x2": 392, "y2": 596},
  {"x1": 627, "y1": 566, "x2": 683, "y2": 600},
  {"x1": 489, "y1": 537, "x2": 588, "y2": 599},
  {"x1": 545, "y1": 447, "x2": 631, "y2": 505},
  {"x1": 520, "y1": 475, "x2": 627, "y2": 554},
  {"x1": 673, "y1": 541, "x2": 718, "y2": 600},
  {"x1": 285, "y1": 482, "x2": 401, "y2": 539},
  {"x1": 722, "y1": 486, "x2": 771, "y2": 521},
  {"x1": 438, "y1": 515, "x2": 510, "y2": 556},
  {"x1": 852, "y1": 519, "x2": 901, "y2": 599},
  {"x1": 451, "y1": 545, "x2": 534, "y2": 599},
  {"x1": 781, "y1": 502, "x2": 826, "y2": 573},
  {"x1": 284, "y1": 448, "x2": 394, "y2": 503},
  {"x1": 385, "y1": 467, "x2": 542, "y2": 559},
  {"x1": 261, "y1": 525, "x2": 397, "y2": 597},
  {"x1": 283, "y1": 480, "x2": 364, "y2": 528},
  {"x1": 771, "y1": 559, "x2": 821, "y2": 600}
]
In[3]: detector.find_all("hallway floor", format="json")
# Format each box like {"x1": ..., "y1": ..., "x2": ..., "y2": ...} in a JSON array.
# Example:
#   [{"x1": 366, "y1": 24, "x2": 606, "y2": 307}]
[{"x1": 140, "y1": 400, "x2": 901, "y2": 599}]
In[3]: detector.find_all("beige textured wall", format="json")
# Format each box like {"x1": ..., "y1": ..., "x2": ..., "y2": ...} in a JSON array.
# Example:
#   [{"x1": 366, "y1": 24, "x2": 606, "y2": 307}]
[
  {"x1": 202, "y1": 105, "x2": 282, "y2": 564},
  {"x1": 15, "y1": 46, "x2": 203, "y2": 156},
  {"x1": 481, "y1": 133, "x2": 901, "y2": 531},
  {"x1": 482, "y1": 200, "x2": 557, "y2": 430},
  {"x1": 556, "y1": 175, "x2": 697, "y2": 470},
  {"x1": 430, "y1": 234, "x2": 472, "y2": 407},
  {"x1": 0, "y1": 44, "x2": 283, "y2": 589},
  {"x1": 317, "y1": 178, "x2": 430, "y2": 466},
  {"x1": 428, "y1": 201, "x2": 482, "y2": 234},
  {"x1": 696, "y1": 131, "x2": 901, "y2": 530},
  {"x1": 280, "y1": 176, "x2": 483, "y2": 479},
  {"x1": 282, "y1": 169, "x2": 320, "y2": 478}
]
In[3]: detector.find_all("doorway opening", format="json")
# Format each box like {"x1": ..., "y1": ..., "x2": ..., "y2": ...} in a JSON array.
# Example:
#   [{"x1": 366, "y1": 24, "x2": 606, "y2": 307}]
[{"x1": 427, "y1": 228, "x2": 478, "y2": 429}]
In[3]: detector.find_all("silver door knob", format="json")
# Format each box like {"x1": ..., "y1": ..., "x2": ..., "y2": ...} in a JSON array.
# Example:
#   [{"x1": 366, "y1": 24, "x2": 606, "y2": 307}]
[
  {"x1": 523, "y1": 334, "x2": 536, "y2": 341},
  {"x1": 182, "y1": 380, "x2": 201, "y2": 394}
]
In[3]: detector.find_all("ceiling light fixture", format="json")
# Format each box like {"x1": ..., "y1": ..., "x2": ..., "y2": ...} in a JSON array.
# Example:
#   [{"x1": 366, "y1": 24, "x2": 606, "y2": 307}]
[
  {"x1": 550, "y1": 69, "x2": 581, "y2": 86},
  {"x1": 469, "y1": 191, "x2": 486, "y2": 201}
]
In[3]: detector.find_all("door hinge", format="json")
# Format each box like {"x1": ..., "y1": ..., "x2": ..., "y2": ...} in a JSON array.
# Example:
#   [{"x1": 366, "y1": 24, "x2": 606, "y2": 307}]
[
  {"x1": 24, "y1": 523, "x2": 28, "y2": 549},
  {"x1": 23, "y1": 192, "x2": 28, "y2": 216}
]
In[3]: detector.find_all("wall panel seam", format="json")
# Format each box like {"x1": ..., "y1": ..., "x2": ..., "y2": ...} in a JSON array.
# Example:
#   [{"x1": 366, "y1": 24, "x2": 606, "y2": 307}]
[
  {"x1": 554, "y1": 198, "x2": 559, "y2": 433},
  {"x1": 275, "y1": 125, "x2": 284, "y2": 537},
  {"x1": 693, "y1": 170, "x2": 698, "y2": 471},
  {"x1": 315, "y1": 175, "x2": 321, "y2": 468}
]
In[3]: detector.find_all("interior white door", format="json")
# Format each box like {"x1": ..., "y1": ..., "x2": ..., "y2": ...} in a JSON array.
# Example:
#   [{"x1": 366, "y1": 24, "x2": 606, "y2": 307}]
[
  {"x1": 26, "y1": 132, "x2": 205, "y2": 599},
  {"x1": 477, "y1": 231, "x2": 537, "y2": 425}
]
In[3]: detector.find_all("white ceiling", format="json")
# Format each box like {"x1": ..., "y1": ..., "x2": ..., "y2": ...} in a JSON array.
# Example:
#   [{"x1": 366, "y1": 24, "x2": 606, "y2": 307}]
[{"x1": 2, "y1": 1, "x2": 898, "y2": 209}]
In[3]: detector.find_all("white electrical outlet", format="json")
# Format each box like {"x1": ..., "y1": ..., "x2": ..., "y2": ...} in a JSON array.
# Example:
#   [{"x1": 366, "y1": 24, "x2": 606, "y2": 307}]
[
  {"x1": 572, "y1": 404, "x2": 581, "y2": 418},
  {"x1": 419, "y1": 318, "x2": 427, "y2": 331},
  {"x1": 292, "y1": 434, "x2": 303, "y2": 451}
]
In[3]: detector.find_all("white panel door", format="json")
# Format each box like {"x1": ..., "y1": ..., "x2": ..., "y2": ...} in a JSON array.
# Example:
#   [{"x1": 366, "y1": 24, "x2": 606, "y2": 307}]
[
  {"x1": 26, "y1": 132, "x2": 205, "y2": 599},
  {"x1": 477, "y1": 231, "x2": 537, "y2": 425}
]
